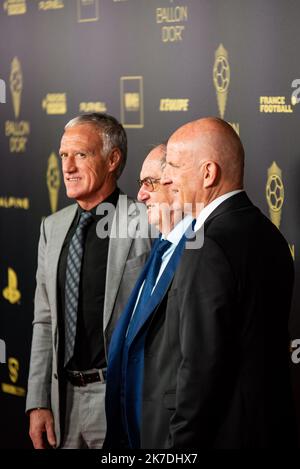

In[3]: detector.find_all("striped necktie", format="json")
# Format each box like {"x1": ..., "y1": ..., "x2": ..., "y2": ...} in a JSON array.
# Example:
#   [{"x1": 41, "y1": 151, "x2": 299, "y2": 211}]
[{"x1": 64, "y1": 211, "x2": 93, "y2": 367}]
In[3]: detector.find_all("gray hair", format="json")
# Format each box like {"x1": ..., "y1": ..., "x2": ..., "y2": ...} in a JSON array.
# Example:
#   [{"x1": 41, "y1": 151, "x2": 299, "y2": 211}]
[{"x1": 65, "y1": 113, "x2": 127, "y2": 179}]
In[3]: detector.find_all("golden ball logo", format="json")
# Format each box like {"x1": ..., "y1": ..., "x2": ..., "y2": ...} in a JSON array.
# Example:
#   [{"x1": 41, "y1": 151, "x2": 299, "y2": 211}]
[
  {"x1": 266, "y1": 161, "x2": 284, "y2": 229},
  {"x1": 213, "y1": 44, "x2": 230, "y2": 119},
  {"x1": 213, "y1": 55, "x2": 230, "y2": 94},
  {"x1": 47, "y1": 165, "x2": 60, "y2": 190},
  {"x1": 266, "y1": 174, "x2": 284, "y2": 212}
]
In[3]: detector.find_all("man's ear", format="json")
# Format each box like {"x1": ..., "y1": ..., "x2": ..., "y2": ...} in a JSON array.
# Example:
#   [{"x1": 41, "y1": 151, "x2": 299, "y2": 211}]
[
  {"x1": 108, "y1": 148, "x2": 121, "y2": 173},
  {"x1": 202, "y1": 161, "x2": 219, "y2": 188}
]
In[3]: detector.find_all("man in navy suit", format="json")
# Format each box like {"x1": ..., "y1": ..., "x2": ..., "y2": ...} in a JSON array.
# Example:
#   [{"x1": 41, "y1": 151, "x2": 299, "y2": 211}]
[{"x1": 104, "y1": 144, "x2": 193, "y2": 448}]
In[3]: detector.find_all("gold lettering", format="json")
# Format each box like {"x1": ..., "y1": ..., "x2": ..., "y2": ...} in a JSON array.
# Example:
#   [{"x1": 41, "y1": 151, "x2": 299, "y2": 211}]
[
  {"x1": 47, "y1": 93, "x2": 65, "y2": 101},
  {"x1": 260, "y1": 96, "x2": 284, "y2": 105},
  {"x1": 38, "y1": 0, "x2": 64, "y2": 10},
  {"x1": 1, "y1": 383, "x2": 25, "y2": 396},
  {"x1": 156, "y1": 6, "x2": 188, "y2": 24},
  {"x1": 9, "y1": 136, "x2": 27, "y2": 152},
  {"x1": 260, "y1": 103, "x2": 293, "y2": 113},
  {"x1": 0, "y1": 197, "x2": 30, "y2": 209},
  {"x1": 162, "y1": 25, "x2": 184, "y2": 42},
  {"x1": 4, "y1": 0, "x2": 27, "y2": 15},
  {"x1": 42, "y1": 94, "x2": 67, "y2": 114},
  {"x1": 79, "y1": 102, "x2": 107, "y2": 113},
  {"x1": 5, "y1": 121, "x2": 30, "y2": 137},
  {"x1": 259, "y1": 96, "x2": 294, "y2": 113},
  {"x1": 160, "y1": 99, "x2": 189, "y2": 111}
]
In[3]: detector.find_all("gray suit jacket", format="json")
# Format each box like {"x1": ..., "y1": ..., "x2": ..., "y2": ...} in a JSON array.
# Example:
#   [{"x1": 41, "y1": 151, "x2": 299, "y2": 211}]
[{"x1": 26, "y1": 195, "x2": 151, "y2": 446}]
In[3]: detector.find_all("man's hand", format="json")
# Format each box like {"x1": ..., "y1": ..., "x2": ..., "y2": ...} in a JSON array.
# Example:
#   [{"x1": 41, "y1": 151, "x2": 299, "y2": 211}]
[{"x1": 29, "y1": 408, "x2": 57, "y2": 449}]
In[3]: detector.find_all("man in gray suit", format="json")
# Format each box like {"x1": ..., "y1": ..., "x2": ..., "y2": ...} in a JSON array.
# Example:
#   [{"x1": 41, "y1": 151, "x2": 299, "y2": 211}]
[{"x1": 26, "y1": 113, "x2": 151, "y2": 449}]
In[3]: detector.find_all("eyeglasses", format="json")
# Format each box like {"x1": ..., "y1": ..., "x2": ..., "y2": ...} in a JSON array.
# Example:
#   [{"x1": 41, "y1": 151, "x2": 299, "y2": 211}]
[{"x1": 137, "y1": 177, "x2": 161, "y2": 192}]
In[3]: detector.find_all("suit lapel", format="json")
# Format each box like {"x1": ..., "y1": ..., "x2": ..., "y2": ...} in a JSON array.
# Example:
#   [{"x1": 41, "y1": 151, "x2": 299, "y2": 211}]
[
  {"x1": 107, "y1": 238, "x2": 160, "y2": 361},
  {"x1": 126, "y1": 233, "x2": 187, "y2": 346},
  {"x1": 103, "y1": 196, "x2": 138, "y2": 332},
  {"x1": 105, "y1": 239, "x2": 160, "y2": 448},
  {"x1": 47, "y1": 204, "x2": 78, "y2": 328}
]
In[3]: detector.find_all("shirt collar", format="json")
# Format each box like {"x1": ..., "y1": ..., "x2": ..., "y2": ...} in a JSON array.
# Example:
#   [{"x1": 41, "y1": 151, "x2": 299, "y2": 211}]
[
  {"x1": 161, "y1": 215, "x2": 194, "y2": 245},
  {"x1": 194, "y1": 189, "x2": 243, "y2": 232},
  {"x1": 76, "y1": 187, "x2": 120, "y2": 221}
]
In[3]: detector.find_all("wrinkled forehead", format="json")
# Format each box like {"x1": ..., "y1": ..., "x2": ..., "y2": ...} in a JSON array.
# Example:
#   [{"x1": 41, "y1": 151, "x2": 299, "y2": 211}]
[
  {"x1": 140, "y1": 158, "x2": 163, "y2": 179},
  {"x1": 166, "y1": 137, "x2": 199, "y2": 167},
  {"x1": 60, "y1": 124, "x2": 102, "y2": 148},
  {"x1": 62, "y1": 124, "x2": 101, "y2": 141}
]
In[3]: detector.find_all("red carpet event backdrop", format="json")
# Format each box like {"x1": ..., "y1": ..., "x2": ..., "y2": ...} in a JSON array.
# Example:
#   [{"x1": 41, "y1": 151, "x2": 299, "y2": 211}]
[{"x1": 0, "y1": 0, "x2": 299, "y2": 448}]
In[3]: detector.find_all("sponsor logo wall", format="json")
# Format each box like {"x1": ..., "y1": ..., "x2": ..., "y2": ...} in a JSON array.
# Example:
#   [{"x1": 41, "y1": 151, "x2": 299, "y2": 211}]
[{"x1": 0, "y1": 0, "x2": 299, "y2": 448}]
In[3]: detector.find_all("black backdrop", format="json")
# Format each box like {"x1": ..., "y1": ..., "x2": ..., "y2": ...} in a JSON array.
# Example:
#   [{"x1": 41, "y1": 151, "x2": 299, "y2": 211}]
[{"x1": 0, "y1": 0, "x2": 299, "y2": 448}]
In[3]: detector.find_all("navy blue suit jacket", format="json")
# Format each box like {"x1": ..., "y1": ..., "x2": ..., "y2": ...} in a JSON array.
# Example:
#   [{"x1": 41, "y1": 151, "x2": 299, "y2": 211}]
[{"x1": 104, "y1": 233, "x2": 189, "y2": 448}]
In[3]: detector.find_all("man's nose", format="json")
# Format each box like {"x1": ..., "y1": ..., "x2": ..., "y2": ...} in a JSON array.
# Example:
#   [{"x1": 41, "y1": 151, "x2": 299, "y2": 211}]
[
  {"x1": 137, "y1": 185, "x2": 150, "y2": 202},
  {"x1": 62, "y1": 156, "x2": 77, "y2": 173}
]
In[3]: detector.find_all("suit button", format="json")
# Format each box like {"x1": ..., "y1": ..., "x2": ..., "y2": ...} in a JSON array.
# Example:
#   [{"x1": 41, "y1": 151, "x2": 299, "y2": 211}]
[{"x1": 53, "y1": 373, "x2": 58, "y2": 379}]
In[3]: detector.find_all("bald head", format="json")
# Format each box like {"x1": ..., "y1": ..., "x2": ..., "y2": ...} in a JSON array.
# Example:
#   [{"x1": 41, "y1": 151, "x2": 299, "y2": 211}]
[
  {"x1": 145, "y1": 144, "x2": 166, "y2": 166},
  {"x1": 170, "y1": 117, "x2": 244, "y2": 186},
  {"x1": 165, "y1": 117, "x2": 244, "y2": 213}
]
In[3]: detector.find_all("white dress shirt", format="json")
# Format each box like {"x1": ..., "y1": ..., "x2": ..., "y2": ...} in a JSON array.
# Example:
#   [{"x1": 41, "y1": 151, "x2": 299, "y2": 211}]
[
  {"x1": 156, "y1": 215, "x2": 193, "y2": 287},
  {"x1": 129, "y1": 191, "x2": 242, "y2": 327},
  {"x1": 128, "y1": 216, "x2": 193, "y2": 329}
]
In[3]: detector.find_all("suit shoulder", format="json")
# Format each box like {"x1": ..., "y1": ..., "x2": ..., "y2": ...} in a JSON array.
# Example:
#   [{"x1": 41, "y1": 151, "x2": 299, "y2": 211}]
[
  {"x1": 204, "y1": 203, "x2": 292, "y2": 271},
  {"x1": 207, "y1": 203, "x2": 288, "y2": 247},
  {"x1": 43, "y1": 204, "x2": 77, "y2": 230}
]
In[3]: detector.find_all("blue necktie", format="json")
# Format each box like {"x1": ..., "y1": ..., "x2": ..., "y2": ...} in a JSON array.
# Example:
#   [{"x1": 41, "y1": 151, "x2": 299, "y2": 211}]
[
  {"x1": 126, "y1": 238, "x2": 172, "y2": 337},
  {"x1": 121, "y1": 238, "x2": 172, "y2": 447},
  {"x1": 64, "y1": 211, "x2": 93, "y2": 367},
  {"x1": 104, "y1": 220, "x2": 196, "y2": 449}
]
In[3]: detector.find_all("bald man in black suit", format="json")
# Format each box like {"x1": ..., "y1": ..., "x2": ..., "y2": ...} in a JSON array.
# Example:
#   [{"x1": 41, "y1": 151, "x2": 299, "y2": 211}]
[{"x1": 140, "y1": 117, "x2": 296, "y2": 449}]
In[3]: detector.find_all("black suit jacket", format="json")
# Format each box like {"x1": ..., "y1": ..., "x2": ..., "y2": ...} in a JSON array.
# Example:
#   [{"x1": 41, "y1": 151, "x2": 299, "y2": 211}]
[{"x1": 141, "y1": 192, "x2": 296, "y2": 448}]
